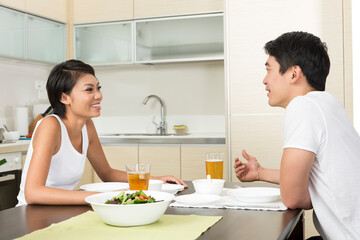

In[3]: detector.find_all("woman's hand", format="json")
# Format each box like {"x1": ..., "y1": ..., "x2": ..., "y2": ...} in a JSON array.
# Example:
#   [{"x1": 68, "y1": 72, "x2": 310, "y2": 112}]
[
  {"x1": 234, "y1": 149, "x2": 262, "y2": 182},
  {"x1": 151, "y1": 175, "x2": 188, "y2": 187}
]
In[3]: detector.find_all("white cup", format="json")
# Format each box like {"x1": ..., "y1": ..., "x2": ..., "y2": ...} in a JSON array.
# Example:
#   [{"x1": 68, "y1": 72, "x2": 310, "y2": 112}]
[{"x1": 148, "y1": 180, "x2": 163, "y2": 191}]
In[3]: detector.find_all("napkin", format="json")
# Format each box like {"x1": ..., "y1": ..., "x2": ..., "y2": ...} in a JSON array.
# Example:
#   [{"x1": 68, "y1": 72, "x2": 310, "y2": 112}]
[
  {"x1": 15, "y1": 211, "x2": 222, "y2": 240},
  {"x1": 170, "y1": 189, "x2": 287, "y2": 211}
]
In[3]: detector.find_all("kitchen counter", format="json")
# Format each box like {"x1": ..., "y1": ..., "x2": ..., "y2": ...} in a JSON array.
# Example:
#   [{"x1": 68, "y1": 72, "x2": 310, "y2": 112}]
[
  {"x1": 0, "y1": 140, "x2": 30, "y2": 153},
  {"x1": 99, "y1": 133, "x2": 226, "y2": 145}
]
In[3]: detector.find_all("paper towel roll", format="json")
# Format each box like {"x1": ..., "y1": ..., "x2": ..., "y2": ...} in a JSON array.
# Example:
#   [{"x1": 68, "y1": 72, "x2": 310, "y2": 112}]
[{"x1": 15, "y1": 107, "x2": 29, "y2": 136}]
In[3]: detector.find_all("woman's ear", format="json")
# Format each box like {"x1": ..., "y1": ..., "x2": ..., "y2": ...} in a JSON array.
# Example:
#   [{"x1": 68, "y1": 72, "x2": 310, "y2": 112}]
[{"x1": 60, "y1": 93, "x2": 70, "y2": 105}]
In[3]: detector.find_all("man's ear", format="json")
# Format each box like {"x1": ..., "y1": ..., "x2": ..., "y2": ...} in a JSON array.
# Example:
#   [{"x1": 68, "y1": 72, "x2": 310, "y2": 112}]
[
  {"x1": 290, "y1": 66, "x2": 303, "y2": 83},
  {"x1": 60, "y1": 93, "x2": 70, "y2": 105}
]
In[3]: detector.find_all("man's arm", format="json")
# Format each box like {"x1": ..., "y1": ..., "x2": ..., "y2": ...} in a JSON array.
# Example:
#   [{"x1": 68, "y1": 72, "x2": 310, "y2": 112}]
[
  {"x1": 280, "y1": 148, "x2": 315, "y2": 209},
  {"x1": 234, "y1": 148, "x2": 314, "y2": 209}
]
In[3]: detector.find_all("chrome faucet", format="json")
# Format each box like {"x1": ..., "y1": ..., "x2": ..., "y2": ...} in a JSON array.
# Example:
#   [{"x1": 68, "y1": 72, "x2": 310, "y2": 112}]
[{"x1": 143, "y1": 95, "x2": 166, "y2": 135}]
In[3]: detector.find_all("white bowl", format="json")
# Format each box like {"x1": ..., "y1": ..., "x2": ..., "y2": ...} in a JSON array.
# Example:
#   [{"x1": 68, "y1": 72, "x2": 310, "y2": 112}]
[
  {"x1": 192, "y1": 179, "x2": 225, "y2": 195},
  {"x1": 3, "y1": 131, "x2": 20, "y2": 142},
  {"x1": 148, "y1": 180, "x2": 163, "y2": 191},
  {"x1": 85, "y1": 190, "x2": 175, "y2": 226}
]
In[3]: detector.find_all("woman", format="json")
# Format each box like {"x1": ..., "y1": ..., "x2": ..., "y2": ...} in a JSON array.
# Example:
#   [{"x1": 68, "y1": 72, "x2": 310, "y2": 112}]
[{"x1": 17, "y1": 59, "x2": 186, "y2": 205}]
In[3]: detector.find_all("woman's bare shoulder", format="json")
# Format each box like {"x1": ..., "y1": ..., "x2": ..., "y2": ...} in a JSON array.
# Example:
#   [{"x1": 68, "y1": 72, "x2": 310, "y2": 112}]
[
  {"x1": 33, "y1": 115, "x2": 61, "y2": 144},
  {"x1": 37, "y1": 115, "x2": 61, "y2": 132}
]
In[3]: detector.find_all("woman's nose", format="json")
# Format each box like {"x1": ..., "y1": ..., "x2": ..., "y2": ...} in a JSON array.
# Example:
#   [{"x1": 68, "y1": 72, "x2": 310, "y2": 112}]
[{"x1": 95, "y1": 90, "x2": 103, "y2": 100}]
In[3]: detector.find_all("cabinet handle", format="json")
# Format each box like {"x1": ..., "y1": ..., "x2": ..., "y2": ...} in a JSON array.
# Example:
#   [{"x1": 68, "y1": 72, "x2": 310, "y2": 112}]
[{"x1": 0, "y1": 174, "x2": 15, "y2": 182}]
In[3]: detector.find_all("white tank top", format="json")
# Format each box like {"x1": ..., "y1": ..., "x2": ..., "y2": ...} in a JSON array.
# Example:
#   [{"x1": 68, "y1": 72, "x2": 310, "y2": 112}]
[{"x1": 17, "y1": 114, "x2": 89, "y2": 206}]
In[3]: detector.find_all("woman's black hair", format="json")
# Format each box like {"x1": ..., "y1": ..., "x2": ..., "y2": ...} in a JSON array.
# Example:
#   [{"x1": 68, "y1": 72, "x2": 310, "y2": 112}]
[
  {"x1": 46, "y1": 59, "x2": 95, "y2": 118},
  {"x1": 264, "y1": 31, "x2": 330, "y2": 91}
]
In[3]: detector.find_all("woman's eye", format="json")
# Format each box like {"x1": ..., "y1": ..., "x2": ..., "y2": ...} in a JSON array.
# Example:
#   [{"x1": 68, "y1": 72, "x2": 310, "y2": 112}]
[
  {"x1": 85, "y1": 88, "x2": 93, "y2": 92},
  {"x1": 97, "y1": 86, "x2": 102, "y2": 90}
]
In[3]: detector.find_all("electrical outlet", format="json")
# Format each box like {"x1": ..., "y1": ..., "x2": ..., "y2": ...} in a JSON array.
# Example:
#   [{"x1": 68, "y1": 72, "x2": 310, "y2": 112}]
[
  {"x1": 35, "y1": 80, "x2": 47, "y2": 100},
  {"x1": 35, "y1": 80, "x2": 46, "y2": 90}
]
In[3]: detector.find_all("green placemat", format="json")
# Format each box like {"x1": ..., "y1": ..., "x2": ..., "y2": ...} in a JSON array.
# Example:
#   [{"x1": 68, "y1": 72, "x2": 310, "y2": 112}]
[{"x1": 16, "y1": 211, "x2": 222, "y2": 240}]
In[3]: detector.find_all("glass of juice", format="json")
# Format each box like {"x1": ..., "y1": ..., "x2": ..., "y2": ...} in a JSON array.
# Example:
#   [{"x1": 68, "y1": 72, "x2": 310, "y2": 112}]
[
  {"x1": 205, "y1": 152, "x2": 224, "y2": 179},
  {"x1": 126, "y1": 163, "x2": 151, "y2": 190}
]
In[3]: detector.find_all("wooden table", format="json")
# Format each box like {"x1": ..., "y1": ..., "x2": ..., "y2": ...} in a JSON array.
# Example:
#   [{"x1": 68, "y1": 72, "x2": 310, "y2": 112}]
[{"x1": 0, "y1": 182, "x2": 304, "y2": 240}]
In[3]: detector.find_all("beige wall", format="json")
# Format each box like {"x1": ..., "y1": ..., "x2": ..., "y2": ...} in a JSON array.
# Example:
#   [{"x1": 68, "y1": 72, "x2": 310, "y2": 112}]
[{"x1": 225, "y1": 0, "x2": 348, "y2": 237}]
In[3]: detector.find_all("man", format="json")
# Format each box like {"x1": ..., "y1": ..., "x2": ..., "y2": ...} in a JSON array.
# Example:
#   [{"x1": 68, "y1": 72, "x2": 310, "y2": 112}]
[{"x1": 234, "y1": 31, "x2": 360, "y2": 240}]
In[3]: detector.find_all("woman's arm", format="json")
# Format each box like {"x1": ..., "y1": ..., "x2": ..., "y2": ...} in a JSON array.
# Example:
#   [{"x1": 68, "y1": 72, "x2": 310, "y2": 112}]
[{"x1": 25, "y1": 117, "x2": 97, "y2": 205}]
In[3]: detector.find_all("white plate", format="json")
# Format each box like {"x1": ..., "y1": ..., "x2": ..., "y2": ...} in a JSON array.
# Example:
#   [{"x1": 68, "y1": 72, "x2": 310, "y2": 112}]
[
  {"x1": 161, "y1": 184, "x2": 185, "y2": 194},
  {"x1": 174, "y1": 194, "x2": 221, "y2": 206},
  {"x1": 80, "y1": 182, "x2": 129, "y2": 192},
  {"x1": 227, "y1": 187, "x2": 280, "y2": 203}
]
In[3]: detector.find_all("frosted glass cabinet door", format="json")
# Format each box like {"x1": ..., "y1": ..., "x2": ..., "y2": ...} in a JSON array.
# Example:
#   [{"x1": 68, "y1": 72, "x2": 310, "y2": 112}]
[
  {"x1": 0, "y1": 6, "x2": 25, "y2": 59},
  {"x1": 136, "y1": 14, "x2": 224, "y2": 63},
  {"x1": 27, "y1": 15, "x2": 66, "y2": 63},
  {"x1": 74, "y1": 22, "x2": 133, "y2": 65}
]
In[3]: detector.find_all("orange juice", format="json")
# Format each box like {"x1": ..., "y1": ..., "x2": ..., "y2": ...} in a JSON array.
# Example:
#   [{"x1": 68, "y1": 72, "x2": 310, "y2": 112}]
[
  {"x1": 206, "y1": 159, "x2": 223, "y2": 179},
  {"x1": 127, "y1": 172, "x2": 150, "y2": 190}
]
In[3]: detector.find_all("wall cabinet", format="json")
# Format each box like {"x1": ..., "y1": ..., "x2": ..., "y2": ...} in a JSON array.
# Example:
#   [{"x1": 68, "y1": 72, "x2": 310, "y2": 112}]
[
  {"x1": 74, "y1": 21, "x2": 133, "y2": 65},
  {"x1": 134, "y1": 0, "x2": 223, "y2": 18},
  {"x1": 73, "y1": 0, "x2": 133, "y2": 24},
  {"x1": 181, "y1": 145, "x2": 227, "y2": 181},
  {"x1": 0, "y1": 5, "x2": 66, "y2": 64},
  {"x1": 27, "y1": 15, "x2": 66, "y2": 63},
  {"x1": 74, "y1": 13, "x2": 223, "y2": 65},
  {"x1": 26, "y1": 0, "x2": 67, "y2": 23},
  {"x1": 0, "y1": 0, "x2": 66, "y2": 22},
  {"x1": 0, "y1": 6, "x2": 25, "y2": 59},
  {"x1": 0, "y1": 0, "x2": 25, "y2": 11},
  {"x1": 136, "y1": 14, "x2": 223, "y2": 63}
]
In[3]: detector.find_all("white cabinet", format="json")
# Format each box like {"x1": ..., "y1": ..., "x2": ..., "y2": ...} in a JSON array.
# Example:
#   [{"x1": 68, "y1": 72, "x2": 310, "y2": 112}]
[
  {"x1": 135, "y1": 14, "x2": 223, "y2": 63},
  {"x1": 0, "y1": 6, "x2": 25, "y2": 59},
  {"x1": 74, "y1": 13, "x2": 223, "y2": 65},
  {"x1": 0, "y1": 5, "x2": 66, "y2": 63},
  {"x1": 74, "y1": 22, "x2": 133, "y2": 65},
  {"x1": 27, "y1": 15, "x2": 66, "y2": 63}
]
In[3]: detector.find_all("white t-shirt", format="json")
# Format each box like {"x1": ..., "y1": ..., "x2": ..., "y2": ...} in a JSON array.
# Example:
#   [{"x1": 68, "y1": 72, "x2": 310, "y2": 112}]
[
  {"x1": 283, "y1": 91, "x2": 360, "y2": 240},
  {"x1": 17, "y1": 114, "x2": 89, "y2": 206}
]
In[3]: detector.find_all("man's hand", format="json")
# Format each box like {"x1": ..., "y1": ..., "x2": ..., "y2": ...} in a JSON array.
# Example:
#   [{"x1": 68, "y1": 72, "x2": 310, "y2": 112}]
[{"x1": 234, "y1": 149, "x2": 261, "y2": 182}]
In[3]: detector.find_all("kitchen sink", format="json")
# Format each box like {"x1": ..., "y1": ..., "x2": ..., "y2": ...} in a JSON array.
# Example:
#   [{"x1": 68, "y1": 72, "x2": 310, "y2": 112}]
[{"x1": 100, "y1": 133, "x2": 189, "y2": 137}]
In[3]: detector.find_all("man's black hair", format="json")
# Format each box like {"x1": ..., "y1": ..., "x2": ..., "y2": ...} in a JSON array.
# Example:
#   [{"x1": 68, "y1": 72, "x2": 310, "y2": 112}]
[{"x1": 264, "y1": 31, "x2": 330, "y2": 91}]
